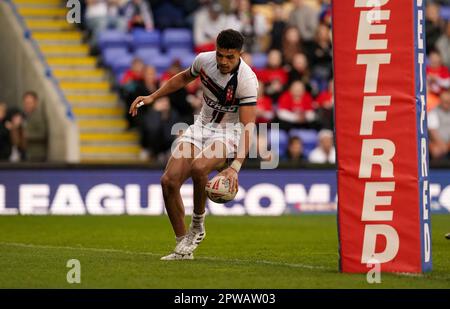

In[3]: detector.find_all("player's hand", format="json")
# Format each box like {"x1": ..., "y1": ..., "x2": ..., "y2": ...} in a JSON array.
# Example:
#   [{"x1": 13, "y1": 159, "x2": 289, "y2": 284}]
[
  {"x1": 129, "y1": 95, "x2": 154, "y2": 117},
  {"x1": 218, "y1": 167, "x2": 238, "y2": 193}
]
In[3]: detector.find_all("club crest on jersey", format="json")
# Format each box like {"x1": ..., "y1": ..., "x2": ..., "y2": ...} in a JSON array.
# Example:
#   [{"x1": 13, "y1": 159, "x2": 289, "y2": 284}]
[{"x1": 226, "y1": 86, "x2": 234, "y2": 102}]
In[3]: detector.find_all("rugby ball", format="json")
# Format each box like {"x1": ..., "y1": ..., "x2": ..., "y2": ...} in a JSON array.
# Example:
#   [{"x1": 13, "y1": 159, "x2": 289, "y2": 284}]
[{"x1": 205, "y1": 175, "x2": 237, "y2": 203}]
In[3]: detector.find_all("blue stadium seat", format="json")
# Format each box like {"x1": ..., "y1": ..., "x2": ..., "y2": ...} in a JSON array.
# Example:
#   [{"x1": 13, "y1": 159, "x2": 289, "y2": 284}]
[
  {"x1": 134, "y1": 47, "x2": 162, "y2": 60},
  {"x1": 144, "y1": 54, "x2": 172, "y2": 74},
  {"x1": 269, "y1": 129, "x2": 289, "y2": 158},
  {"x1": 441, "y1": 6, "x2": 450, "y2": 20},
  {"x1": 110, "y1": 54, "x2": 133, "y2": 74},
  {"x1": 252, "y1": 53, "x2": 268, "y2": 69},
  {"x1": 130, "y1": 29, "x2": 161, "y2": 50},
  {"x1": 162, "y1": 28, "x2": 192, "y2": 50},
  {"x1": 289, "y1": 129, "x2": 318, "y2": 156},
  {"x1": 180, "y1": 53, "x2": 196, "y2": 69},
  {"x1": 166, "y1": 47, "x2": 193, "y2": 61},
  {"x1": 98, "y1": 30, "x2": 130, "y2": 50},
  {"x1": 102, "y1": 47, "x2": 130, "y2": 67}
]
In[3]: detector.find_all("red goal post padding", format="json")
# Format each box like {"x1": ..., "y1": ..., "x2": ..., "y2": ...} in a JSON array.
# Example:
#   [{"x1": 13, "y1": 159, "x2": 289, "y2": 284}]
[{"x1": 332, "y1": 0, "x2": 432, "y2": 273}]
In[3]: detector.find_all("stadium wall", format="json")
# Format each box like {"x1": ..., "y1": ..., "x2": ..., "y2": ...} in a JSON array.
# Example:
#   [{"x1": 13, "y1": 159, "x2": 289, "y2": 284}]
[
  {"x1": 0, "y1": 166, "x2": 448, "y2": 215},
  {"x1": 0, "y1": 1, "x2": 79, "y2": 162}
]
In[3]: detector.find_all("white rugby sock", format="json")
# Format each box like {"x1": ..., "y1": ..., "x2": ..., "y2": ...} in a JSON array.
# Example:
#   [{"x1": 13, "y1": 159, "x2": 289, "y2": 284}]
[
  {"x1": 176, "y1": 236, "x2": 185, "y2": 244},
  {"x1": 191, "y1": 212, "x2": 205, "y2": 230}
]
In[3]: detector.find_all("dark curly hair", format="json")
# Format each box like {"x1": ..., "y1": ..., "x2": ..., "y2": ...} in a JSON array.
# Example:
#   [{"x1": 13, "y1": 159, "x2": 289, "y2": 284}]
[{"x1": 216, "y1": 29, "x2": 244, "y2": 51}]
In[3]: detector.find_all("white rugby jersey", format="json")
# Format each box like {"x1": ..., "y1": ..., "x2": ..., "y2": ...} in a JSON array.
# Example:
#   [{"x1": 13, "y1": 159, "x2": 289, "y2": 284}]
[{"x1": 190, "y1": 51, "x2": 258, "y2": 127}]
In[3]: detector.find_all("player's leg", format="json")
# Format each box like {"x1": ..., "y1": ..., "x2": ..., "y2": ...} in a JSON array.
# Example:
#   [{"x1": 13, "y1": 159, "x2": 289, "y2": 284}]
[
  {"x1": 160, "y1": 142, "x2": 200, "y2": 237},
  {"x1": 191, "y1": 140, "x2": 228, "y2": 215},
  {"x1": 175, "y1": 140, "x2": 228, "y2": 255}
]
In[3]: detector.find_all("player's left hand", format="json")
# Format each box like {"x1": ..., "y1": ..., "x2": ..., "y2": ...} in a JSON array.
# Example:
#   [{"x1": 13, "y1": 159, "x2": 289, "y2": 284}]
[
  {"x1": 129, "y1": 95, "x2": 154, "y2": 117},
  {"x1": 218, "y1": 167, "x2": 238, "y2": 193}
]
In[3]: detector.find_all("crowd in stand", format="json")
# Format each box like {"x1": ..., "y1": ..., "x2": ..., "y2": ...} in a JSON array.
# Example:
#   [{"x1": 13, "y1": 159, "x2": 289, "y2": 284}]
[
  {"x1": 0, "y1": 91, "x2": 48, "y2": 162},
  {"x1": 76, "y1": 1, "x2": 450, "y2": 164}
]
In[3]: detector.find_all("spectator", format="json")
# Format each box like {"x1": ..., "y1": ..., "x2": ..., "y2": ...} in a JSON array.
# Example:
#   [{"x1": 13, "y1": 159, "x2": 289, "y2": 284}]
[
  {"x1": 121, "y1": 57, "x2": 145, "y2": 86},
  {"x1": 257, "y1": 49, "x2": 288, "y2": 101},
  {"x1": 193, "y1": 1, "x2": 232, "y2": 53},
  {"x1": 308, "y1": 129, "x2": 335, "y2": 164},
  {"x1": 140, "y1": 97, "x2": 180, "y2": 163},
  {"x1": 426, "y1": 2, "x2": 445, "y2": 55},
  {"x1": 426, "y1": 50, "x2": 450, "y2": 97},
  {"x1": 281, "y1": 26, "x2": 303, "y2": 65},
  {"x1": 84, "y1": 0, "x2": 126, "y2": 46},
  {"x1": 306, "y1": 23, "x2": 333, "y2": 91},
  {"x1": 127, "y1": 65, "x2": 159, "y2": 130},
  {"x1": 288, "y1": 0, "x2": 319, "y2": 44},
  {"x1": 276, "y1": 80, "x2": 315, "y2": 131},
  {"x1": 186, "y1": 88, "x2": 204, "y2": 117},
  {"x1": 287, "y1": 52, "x2": 311, "y2": 89},
  {"x1": 161, "y1": 60, "x2": 194, "y2": 125},
  {"x1": 4, "y1": 109, "x2": 26, "y2": 162},
  {"x1": 428, "y1": 90, "x2": 450, "y2": 160},
  {"x1": 285, "y1": 135, "x2": 306, "y2": 162},
  {"x1": 140, "y1": 65, "x2": 159, "y2": 95},
  {"x1": 319, "y1": 0, "x2": 332, "y2": 28},
  {"x1": 436, "y1": 22, "x2": 450, "y2": 69},
  {"x1": 85, "y1": 0, "x2": 109, "y2": 45},
  {"x1": 21, "y1": 91, "x2": 48, "y2": 162},
  {"x1": 106, "y1": 0, "x2": 127, "y2": 31},
  {"x1": 0, "y1": 102, "x2": 11, "y2": 161},
  {"x1": 255, "y1": 81, "x2": 274, "y2": 124},
  {"x1": 121, "y1": 57, "x2": 146, "y2": 128},
  {"x1": 315, "y1": 79, "x2": 334, "y2": 130},
  {"x1": 123, "y1": 0, "x2": 154, "y2": 31},
  {"x1": 233, "y1": 0, "x2": 268, "y2": 52},
  {"x1": 269, "y1": 1, "x2": 288, "y2": 51}
]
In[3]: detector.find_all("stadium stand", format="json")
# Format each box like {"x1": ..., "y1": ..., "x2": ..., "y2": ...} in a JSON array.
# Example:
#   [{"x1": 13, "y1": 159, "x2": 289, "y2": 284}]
[
  {"x1": 1, "y1": 0, "x2": 448, "y2": 164},
  {"x1": 13, "y1": 0, "x2": 141, "y2": 162}
]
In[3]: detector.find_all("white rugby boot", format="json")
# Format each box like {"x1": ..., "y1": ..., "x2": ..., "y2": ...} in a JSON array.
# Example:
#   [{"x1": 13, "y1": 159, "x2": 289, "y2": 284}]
[
  {"x1": 160, "y1": 251, "x2": 194, "y2": 260},
  {"x1": 174, "y1": 225, "x2": 206, "y2": 255},
  {"x1": 160, "y1": 235, "x2": 194, "y2": 261}
]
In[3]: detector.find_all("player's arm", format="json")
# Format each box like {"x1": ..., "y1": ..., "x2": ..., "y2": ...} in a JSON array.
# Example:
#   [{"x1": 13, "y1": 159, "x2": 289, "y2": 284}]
[
  {"x1": 234, "y1": 105, "x2": 256, "y2": 166},
  {"x1": 129, "y1": 68, "x2": 197, "y2": 117},
  {"x1": 219, "y1": 105, "x2": 256, "y2": 192}
]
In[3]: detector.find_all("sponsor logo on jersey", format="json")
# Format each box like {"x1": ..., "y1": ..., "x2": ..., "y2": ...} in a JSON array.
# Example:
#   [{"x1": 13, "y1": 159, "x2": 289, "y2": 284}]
[{"x1": 204, "y1": 94, "x2": 238, "y2": 113}]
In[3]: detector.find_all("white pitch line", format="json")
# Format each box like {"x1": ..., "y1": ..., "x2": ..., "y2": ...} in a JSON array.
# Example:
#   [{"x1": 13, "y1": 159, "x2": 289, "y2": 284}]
[
  {"x1": 198, "y1": 256, "x2": 331, "y2": 270},
  {"x1": 0, "y1": 242, "x2": 330, "y2": 271},
  {"x1": 0, "y1": 242, "x2": 160, "y2": 257}
]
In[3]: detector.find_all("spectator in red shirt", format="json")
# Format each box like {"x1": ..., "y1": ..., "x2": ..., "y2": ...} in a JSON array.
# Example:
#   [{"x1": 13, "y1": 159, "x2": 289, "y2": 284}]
[
  {"x1": 121, "y1": 57, "x2": 145, "y2": 85},
  {"x1": 427, "y1": 50, "x2": 450, "y2": 97},
  {"x1": 257, "y1": 49, "x2": 288, "y2": 101},
  {"x1": 276, "y1": 80, "x2": 316, "y2": 131},
  {"x1": 255, "y1": 80, "x2": 274, "y2": 124},
  {"x1": 315, "y1": 79, "x2": 334, "y2": 130}
]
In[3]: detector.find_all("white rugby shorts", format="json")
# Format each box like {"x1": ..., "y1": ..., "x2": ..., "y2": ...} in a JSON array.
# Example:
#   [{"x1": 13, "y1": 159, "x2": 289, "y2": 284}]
[{"x1": 177, "y1": 122, "x2": 240, "y2": 158}]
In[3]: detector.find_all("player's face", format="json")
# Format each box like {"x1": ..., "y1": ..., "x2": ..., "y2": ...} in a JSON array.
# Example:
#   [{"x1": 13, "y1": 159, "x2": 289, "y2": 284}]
[{"x1": 216, "y1": 48, "x2": 241, "y2": 74}]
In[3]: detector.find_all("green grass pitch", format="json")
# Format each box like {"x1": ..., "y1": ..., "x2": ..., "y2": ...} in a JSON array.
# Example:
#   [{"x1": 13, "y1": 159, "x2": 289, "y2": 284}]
[{"x1": 0, "y1": 215, "x2": 449, "y2": 288}]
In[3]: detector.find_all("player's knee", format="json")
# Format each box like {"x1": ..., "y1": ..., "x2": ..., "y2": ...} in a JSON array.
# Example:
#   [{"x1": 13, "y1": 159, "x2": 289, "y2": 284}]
[
  {"x1": 160, "y1": 173, "x2": 181, "y2": 192},
  {"x1": 190, "y1": 160, "x2": 208, "y2": 181}
]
